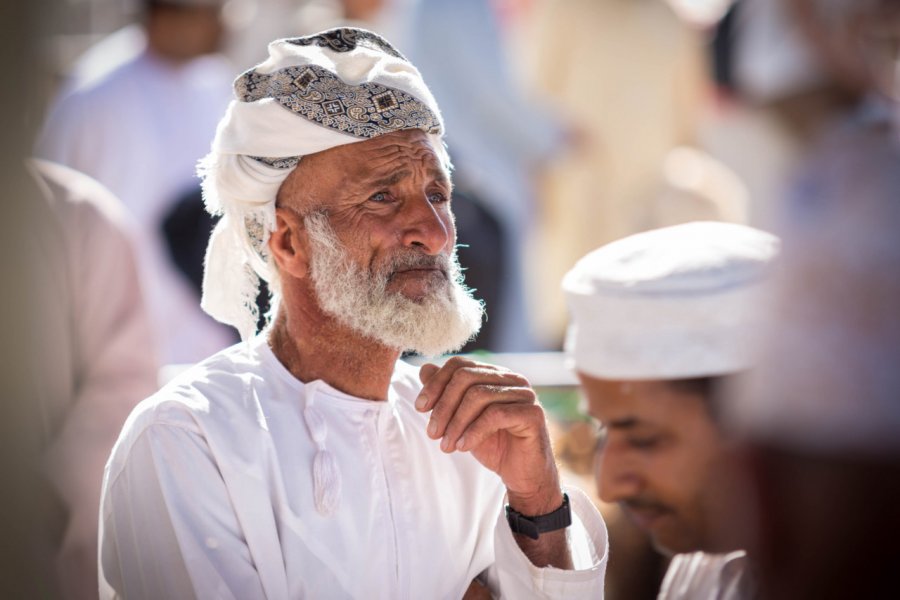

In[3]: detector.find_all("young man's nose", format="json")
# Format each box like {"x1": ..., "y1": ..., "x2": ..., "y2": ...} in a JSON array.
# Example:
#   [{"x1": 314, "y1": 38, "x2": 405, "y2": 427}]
[{"x1": 595, "y1": 446, "x2": 643, "y2": 504}]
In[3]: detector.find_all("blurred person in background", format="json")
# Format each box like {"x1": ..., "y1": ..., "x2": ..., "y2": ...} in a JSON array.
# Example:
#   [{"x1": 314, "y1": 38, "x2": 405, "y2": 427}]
[
  {"x1": 725, "y1": 2, "x2": 900, "y2": 597},
  {"x1": 512, "y1": 0, "x2": 710, "y2": 346},
  {"x1": 727, "y1": 114, "x2": 900, "y2": 600},
  {"x1": 37, "y1": 0, "x2": 236, "y2": 365},
  {"x1": 2, "y1": 0, "x2": 158, "y2": 597},
  {"x1": 28, "y1": 160, "x2": 159, "y2": 599},
  {"x1": 563, "y1": 222, "x2": 780, "y2": 599}
]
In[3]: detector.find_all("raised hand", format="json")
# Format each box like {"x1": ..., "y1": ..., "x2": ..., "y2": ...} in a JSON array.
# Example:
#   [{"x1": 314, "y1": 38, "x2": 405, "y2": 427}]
[{"x1": 416, "y1": 357, "x2": 563, "y2": 517}]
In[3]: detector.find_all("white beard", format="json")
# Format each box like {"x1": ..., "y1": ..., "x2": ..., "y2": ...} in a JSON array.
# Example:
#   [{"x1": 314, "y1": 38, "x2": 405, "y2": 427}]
[{"x1": 304, "y1": 212, "x2": 484, "y2": 357}]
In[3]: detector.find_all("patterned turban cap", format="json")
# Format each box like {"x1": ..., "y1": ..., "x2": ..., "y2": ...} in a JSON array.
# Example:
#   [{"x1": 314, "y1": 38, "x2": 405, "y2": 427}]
[{"x1": 199, "y1": 27, "x2": 445, "y2": 341}]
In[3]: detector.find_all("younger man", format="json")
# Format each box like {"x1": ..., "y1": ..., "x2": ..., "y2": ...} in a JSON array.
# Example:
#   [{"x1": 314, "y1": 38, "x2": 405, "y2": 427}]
[{"x1": 562, "y1": 221, "x2": 779, "y2": 599}]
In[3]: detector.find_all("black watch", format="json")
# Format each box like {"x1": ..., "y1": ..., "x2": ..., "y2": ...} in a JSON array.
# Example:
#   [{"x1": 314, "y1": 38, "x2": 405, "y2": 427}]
[{"x1": 505, "y1": 493, "x2": 571, "y2": 540}]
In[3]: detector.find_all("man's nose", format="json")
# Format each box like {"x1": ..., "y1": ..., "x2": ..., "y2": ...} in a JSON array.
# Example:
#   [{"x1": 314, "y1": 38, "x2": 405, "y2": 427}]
[
  {"x1": 595, "y1": 445, "x2": 642, "y2": 504},
  {"x1": 400, "y1": 195, "x2": 451, "y2": 254}
]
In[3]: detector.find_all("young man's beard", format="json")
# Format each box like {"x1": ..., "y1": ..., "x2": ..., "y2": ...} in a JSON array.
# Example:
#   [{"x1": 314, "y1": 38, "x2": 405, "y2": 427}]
[{"x1": 304, "y1": 212, "x2": 484, "y2": 356}]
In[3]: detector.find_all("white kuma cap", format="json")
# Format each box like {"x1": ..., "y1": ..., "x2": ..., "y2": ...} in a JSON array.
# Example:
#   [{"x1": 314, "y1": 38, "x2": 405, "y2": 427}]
[{"x1": 563, "y1": 221, "x2": 780, "y2": 380}]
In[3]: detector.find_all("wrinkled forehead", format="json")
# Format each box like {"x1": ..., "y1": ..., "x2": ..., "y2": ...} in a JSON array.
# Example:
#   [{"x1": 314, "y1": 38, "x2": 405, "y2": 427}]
[{"x1": 277, "y1": 130, "x2": 450, "y2": 209}]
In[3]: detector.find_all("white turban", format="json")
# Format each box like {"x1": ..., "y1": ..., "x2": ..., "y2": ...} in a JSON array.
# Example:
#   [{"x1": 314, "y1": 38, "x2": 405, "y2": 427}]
[
  {"x1": 562, "y1": 221, "x2": 780, "y2": 380},
  {"x1": 199, "y1": 27, "x2": 445, "y2": 341}
]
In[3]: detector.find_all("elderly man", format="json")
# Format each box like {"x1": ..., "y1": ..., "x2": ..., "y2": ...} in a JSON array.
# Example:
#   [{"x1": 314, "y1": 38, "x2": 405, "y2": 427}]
[
  {"x1": 562, "y1": 221, "x2": 779, "y2": 599},
  {"x1": 99, "y1": 28, "x2": 607, "y2": 599}
]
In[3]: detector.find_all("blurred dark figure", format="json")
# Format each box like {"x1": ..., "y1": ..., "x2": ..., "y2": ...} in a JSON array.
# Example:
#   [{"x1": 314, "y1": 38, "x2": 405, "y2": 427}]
[
  {"x1": 1, "y1": 0, "x2": 63, "y2": 596},
  {"x1": 163, "y1": 186, "x2": 272, "y2": 336},
  {"x1": 730, "y1": 135, "x2": 900, "y2": 599},
  {"x1": 2, "y1": 2, "x2": 159, "y2": 598},
  {"x1": 725, "y1": 2, "x2": 900, "y2": 598}
]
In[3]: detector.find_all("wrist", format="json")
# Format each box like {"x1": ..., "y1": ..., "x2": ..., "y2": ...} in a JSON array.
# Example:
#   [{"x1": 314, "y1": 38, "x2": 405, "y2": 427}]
[
  {"x1": 506, "y1": 487, "x2": 565, "y2": 518},
  {"x1": 506, "y1": 492, "x2": 572, "y2": 540}
]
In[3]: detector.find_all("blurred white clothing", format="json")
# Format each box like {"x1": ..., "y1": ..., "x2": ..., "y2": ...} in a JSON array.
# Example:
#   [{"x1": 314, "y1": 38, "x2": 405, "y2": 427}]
[
  {"x1": 659, "y1": 551, "x2": 751, "y2": 600},
  {"x1": 38, "y1": 25, "x2": 235, "y2": 363},
  {"x1": 29, "y1": 159, "x2": 159, "y2": 600},
  {"x1": 100, "y1": 335, "x2": 609, "y2": 599}
]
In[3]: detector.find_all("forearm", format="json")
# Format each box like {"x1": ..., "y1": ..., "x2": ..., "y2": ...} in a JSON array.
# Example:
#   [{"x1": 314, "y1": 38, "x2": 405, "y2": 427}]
[{"x1": 512, "y1": 529, "x2": 574, "y2": 570}]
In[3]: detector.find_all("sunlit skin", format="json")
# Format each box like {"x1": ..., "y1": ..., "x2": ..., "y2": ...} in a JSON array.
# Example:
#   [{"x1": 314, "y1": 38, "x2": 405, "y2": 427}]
[
  {"x1": 267, "y1": 129, "x2": 572, "y2": 569},
  {"x1": 579, "y1": 374, "x2": 731, "y2": 555}
]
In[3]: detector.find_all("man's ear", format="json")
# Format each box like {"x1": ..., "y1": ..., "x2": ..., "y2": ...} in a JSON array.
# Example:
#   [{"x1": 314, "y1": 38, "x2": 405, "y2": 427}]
[{"x1": 269, "y1": 207, "x2": 310, "y2": 279}]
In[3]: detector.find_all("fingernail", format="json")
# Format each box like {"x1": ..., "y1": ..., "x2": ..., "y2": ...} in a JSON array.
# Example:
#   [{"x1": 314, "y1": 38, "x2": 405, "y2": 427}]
[
  {"x1": 456, "y1": 435, "x2": 466, "y2": 451},
  {"x1": 427, "y1": 419, "x2": 437, "y2": 438},
  {"x1": 415, "y1": 393, "x2": 427, "y2": 411},
  {"x1": 440, "y1": 436, "x2": 450, "y2": 452}
]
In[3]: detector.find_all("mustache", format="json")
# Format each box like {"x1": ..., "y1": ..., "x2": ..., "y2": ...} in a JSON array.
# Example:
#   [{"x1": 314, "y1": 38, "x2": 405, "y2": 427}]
[
  {"x1": 381, "y1": 251, "x2": 451, "y2": 279},
  {"x1": 622, "y1": 497, "x2": 673, "y2": 514}
]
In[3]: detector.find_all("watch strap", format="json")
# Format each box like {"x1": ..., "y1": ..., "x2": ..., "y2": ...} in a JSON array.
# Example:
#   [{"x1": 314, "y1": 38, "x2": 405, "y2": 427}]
[{"x1": 505, "y1": 493, "x2": 571, "y2": 540}]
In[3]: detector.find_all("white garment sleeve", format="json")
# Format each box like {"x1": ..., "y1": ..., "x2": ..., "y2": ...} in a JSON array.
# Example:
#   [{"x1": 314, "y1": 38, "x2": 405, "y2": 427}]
[
  {"x1": 485, "y1": 486, "x2": 608, "y2": 599},
  {"x1": 99, "y1": 422, "x2": 268, "y2": 600}
]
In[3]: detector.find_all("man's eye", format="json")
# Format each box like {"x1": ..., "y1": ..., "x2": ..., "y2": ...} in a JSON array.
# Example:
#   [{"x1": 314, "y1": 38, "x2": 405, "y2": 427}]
[
  {"x1": 627, "y1": 436, "x2": 661, "y2": 450},
  {"x1": 428, "y1": 191, "x2": 448, "y2": 203},
  {"x1": 369, "y1": 191, "x2": 391, "y2": 203}
]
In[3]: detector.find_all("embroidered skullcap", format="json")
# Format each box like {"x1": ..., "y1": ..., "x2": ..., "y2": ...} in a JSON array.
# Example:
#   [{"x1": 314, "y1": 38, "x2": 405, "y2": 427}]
[
  {"x1": 198, "y1": 27, "x2": 445, "y2": 341},
  {"x1": 563, "y1": 221, "x2": 780, "y2": 380},
  {"x1": 728, "y1": 132, "x2": 900, "y2": 457}
]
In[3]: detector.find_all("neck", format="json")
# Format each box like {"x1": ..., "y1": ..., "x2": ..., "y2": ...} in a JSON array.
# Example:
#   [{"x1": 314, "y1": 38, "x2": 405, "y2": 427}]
[{"x1": 268, "y1": 305, "x2": 400, "y2": 402}]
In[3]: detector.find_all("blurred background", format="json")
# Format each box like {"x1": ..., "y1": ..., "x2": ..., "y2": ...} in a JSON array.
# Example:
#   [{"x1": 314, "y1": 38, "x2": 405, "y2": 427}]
[
  {"x1": 31, "y1": 0, "x2": 872, "y2": 357},
  {"x1": 2, "y1": 0, "x2": 897, "y2": 597}
]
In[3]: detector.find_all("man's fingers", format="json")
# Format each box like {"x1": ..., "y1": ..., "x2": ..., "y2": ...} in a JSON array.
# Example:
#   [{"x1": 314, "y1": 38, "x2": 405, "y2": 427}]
[
  {"x1": 418, "y1": 363, "x2": 440, "y2": 385},
  {"x1": 415, "y1": 356, "x2": 480, "y2": 412},
  {"x1": 439, "y1": 385, "x2": 536, "y2": 453},
  {"x1": 456, "y1": 402, "x2": 548, "y2": 452},
  {"x1": 425, "y1": 365, "x2": 530, "y2": 443}
]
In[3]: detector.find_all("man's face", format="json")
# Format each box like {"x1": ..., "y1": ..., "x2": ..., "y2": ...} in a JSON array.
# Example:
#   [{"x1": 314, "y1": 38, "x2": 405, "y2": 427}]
[
  {"x1": 277, "y1": 129, "x2": 483, "y2": 355},
  {"x1": 578, "y1": 374, "x2": 728, "y2": 555}
]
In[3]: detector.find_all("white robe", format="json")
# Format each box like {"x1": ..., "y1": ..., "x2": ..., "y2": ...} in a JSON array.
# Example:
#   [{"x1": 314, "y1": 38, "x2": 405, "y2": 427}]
[
  {"x1": 658, "y1": 551, "x2": 751, "y2": 600},
  {"x1": 99, "y1": 335, "x2": 608, "y2": 599}
]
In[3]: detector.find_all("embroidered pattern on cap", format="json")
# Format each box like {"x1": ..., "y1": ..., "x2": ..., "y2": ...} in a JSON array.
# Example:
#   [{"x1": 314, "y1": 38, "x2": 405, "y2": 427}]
[
  {"x1": 247, "y1": 156, "x2": 300, "y2": 170},
  {"x1": 236, "y1": 64, "x2": 442, "y2": 139},
  {"x1": 283, "y1": 28, "x2": 406, "y2": 61}
]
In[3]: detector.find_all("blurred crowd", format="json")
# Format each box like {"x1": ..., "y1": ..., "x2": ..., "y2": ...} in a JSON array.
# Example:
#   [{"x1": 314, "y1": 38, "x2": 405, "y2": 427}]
[{"x1": 1, "y1": 0, "x2": 898, "y2": 598}]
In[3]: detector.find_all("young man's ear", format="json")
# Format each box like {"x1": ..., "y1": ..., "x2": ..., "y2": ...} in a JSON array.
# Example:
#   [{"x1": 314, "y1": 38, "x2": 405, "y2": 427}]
[{"x1": 268, "y1": 207, "x2": 310, "y2": 280}]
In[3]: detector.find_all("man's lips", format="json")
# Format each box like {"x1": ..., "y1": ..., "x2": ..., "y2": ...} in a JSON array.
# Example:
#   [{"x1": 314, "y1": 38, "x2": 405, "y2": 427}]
[
  {"x1": 389, "y1": 267, "x2": 447, "y2": 280},
  {"x1": 621, "y1": 503, "x2": 670, "y2": 531}
]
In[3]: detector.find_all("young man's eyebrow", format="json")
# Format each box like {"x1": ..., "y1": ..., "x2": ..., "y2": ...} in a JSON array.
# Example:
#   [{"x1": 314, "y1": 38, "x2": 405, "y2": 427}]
[{"x1": 607, "y1": 417, "x2": 639, "y2": 430}]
